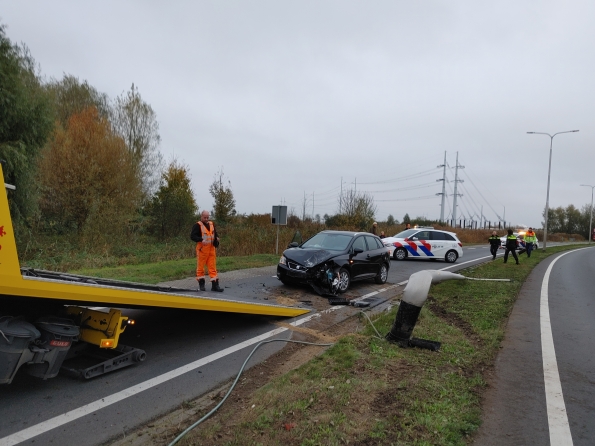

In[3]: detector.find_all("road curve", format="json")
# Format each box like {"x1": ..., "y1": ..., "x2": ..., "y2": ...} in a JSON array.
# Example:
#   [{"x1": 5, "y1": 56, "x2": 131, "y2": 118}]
[{"x1": 475, "y1": 246, "x2": 595, "y2": 446}]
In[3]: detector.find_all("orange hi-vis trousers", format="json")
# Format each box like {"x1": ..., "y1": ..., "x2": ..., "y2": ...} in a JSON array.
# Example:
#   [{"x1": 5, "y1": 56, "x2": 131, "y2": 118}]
[{"x1": 196, "y1": 243, "x2": 218, "y2": 281}]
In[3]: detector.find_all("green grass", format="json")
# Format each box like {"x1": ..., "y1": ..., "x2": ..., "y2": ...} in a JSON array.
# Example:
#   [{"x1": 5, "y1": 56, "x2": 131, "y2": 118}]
[
  {"x1": 177, "y1": 244, "x2": 588, "y2": 445},
  {"x1": 70, "y1": 254, "x2": 280, "y2": 284}
]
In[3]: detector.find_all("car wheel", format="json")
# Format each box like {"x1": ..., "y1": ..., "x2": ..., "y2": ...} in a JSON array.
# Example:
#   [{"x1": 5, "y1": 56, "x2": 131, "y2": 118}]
[
  {"x1": 445, "y1": 250, "x2": 458, "y2": 263},
  {"x1": 394, "y1": 248, "x2": 407, "y2": 261},
  {"x1": 374, "y1": 263, "x2": 388, "y2": 284},
  {"x1": 337, "y1": 268, "x2": 350, "y2": 293}
]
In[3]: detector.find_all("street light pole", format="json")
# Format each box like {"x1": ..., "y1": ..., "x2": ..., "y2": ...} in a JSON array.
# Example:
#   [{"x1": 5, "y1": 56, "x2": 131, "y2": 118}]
[
  {"x1": 527, "y1": 130, "x2": 579, "y2": 250},
  {"x1": 580, "y1": 184, "x2": 595, "y2": 244}
]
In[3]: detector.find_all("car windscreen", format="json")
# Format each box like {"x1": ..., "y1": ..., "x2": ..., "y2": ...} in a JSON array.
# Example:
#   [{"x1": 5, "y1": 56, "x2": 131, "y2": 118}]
[
  {"x1": 392, "y1": 229, "x2": 418, "y2": 239},
  {"x1": 302, "y1": 233, "x2": 353, "y2": 251}
]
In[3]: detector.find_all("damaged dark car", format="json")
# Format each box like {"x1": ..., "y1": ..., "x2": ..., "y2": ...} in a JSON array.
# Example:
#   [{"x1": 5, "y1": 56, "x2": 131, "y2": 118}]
[{"x1": 277, "y1": 230, "x2": 390, "y2": 296}]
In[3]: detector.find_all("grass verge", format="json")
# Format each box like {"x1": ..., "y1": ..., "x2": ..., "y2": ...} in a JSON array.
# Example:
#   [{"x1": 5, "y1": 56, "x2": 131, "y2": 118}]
[
  {"x1": 70, "y1": 254, "x2": 279, "y2": 284},
  {"x1": 175, "y1": 244, "x2": 587, "y2": 445}
]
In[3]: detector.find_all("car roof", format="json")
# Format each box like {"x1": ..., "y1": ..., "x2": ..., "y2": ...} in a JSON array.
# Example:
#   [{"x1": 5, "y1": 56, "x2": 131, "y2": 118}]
[
  {"x1": 386, "y1": 228, "x2": 459, "y2": 239},
  {"x1": 412, "y1": 228, "x2": 459, "y2": 237},
  {"x1": 319, "y1": 230, "x2": 377, "y2": 237}
]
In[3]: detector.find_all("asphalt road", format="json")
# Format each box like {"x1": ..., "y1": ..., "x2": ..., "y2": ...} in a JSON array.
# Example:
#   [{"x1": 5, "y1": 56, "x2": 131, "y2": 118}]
[
  {"x1": 0, "y1": 244, "x2": 544, "y2": 446},
  {"x1": 475, "y1": 245, "x2": 595, "y2": 445}
]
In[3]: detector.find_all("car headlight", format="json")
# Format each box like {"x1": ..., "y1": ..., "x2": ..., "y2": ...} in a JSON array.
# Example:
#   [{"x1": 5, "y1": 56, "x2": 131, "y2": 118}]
[
  {"x1": 383, "y1": 243, "x2": 392, "y2": 247},
  {"x1": 279, "y1": 255, "x2": 287, "y2": 265}
]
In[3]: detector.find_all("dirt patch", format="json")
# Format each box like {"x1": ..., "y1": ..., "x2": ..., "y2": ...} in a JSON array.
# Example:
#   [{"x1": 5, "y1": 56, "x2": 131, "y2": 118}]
[
  {"x1": 268, "y1": 284, "x2": 332, "y2": 311},
  {"x1": 273, "y1": 295, "x2": 303, "y2": 307},
  {"x1": 269, "y1": 281, "x2": 380, "y2": 312},
  {"x1": 426, "y1": 295, "x2": 483, "y2": 348}
]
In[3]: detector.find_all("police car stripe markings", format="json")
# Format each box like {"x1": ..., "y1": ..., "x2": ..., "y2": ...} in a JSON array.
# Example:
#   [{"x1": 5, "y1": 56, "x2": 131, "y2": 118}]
[
  {"x1": 405, "y1": 246, "x2": 421, "y2": 256},
  {"x1": 417, "y1": 240, "x2": 433, "y2": 256}
]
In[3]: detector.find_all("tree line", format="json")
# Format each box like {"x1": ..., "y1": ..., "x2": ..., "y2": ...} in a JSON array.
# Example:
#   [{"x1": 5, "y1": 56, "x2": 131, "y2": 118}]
[
  {"x1": 543, "y1": 204, "x2": 594, "y2": 238},
  {"x1": 1, "y1": 24, "x2": 238, "y2": 253}
]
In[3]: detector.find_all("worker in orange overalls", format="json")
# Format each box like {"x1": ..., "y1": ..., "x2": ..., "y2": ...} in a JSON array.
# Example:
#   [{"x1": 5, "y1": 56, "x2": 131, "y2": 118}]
[{"x1": 190, "y1": 210, "x2": 223, "y2": 292}]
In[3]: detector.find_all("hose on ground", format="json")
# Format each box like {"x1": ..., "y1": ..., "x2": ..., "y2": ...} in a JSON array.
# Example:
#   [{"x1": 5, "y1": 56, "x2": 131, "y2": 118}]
[
  {"x1": 169, "y1": 309, "x2": 386, "y2": 445},
  {"x1": 359, "y1": 310, "x2": 384, "y2": 340},
  {"x1": 168, "y1": 338, "x2": 334, "y2": 446}
]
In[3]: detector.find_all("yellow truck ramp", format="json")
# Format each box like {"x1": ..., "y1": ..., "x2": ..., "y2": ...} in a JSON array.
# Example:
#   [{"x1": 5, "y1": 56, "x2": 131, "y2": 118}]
[{"x1": 1, "y1": 166, "x2": 308, "y2": 318}]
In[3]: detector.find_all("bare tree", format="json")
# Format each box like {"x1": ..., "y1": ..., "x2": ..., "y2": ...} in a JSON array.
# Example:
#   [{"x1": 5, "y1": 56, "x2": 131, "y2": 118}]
[
  {"x1": 338, "y1": 190, "x2": 377, "y2": 230},
  {"x1": 111, "y1": 84, "x2": 163, "y2": 198}
]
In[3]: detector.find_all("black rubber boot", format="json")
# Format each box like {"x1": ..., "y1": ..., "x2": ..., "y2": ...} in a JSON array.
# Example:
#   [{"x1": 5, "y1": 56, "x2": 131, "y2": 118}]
[
  {"x1": 211, "y1": 279, "x2": 224, "y2": 292},
  {"x1": 198, "y1": 278, "x2": 206, "y2": 291}
]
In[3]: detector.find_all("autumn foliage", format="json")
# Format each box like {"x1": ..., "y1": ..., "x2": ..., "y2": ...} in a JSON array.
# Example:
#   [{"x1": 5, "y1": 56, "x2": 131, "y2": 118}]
[{"x1": 37, "y1": 107, "x2": 142, "y2": 243}]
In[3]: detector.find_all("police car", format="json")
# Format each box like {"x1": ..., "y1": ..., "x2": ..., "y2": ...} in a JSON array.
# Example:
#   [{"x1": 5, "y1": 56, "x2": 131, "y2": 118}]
[{"x1": 382, "y1": 227, "x2": 463, "y2": 263}]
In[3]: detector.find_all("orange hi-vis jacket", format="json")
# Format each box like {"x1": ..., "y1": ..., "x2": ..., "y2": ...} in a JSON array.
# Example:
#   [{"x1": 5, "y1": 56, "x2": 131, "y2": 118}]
[{"x1": 195, "y1": 221, "x2": 218, "y2": 281}]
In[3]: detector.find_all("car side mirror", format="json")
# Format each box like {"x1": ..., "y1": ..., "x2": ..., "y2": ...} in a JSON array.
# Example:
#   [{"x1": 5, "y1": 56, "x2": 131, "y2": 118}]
[
  {"x1": 411, "y1": 237, "x2": 418, "y2": 240},
  {"x1": 352, "y1": 247, "x2": 364, "y2": 255},
  {"x1": 288, "y1": 242, "x2": 299, "y2": 248}
]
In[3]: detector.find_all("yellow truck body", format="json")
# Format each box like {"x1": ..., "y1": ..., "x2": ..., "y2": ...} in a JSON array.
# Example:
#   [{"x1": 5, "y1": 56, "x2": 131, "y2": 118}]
[{"x1": 0, "y1": 166, "x2": 308, "y2": 318}]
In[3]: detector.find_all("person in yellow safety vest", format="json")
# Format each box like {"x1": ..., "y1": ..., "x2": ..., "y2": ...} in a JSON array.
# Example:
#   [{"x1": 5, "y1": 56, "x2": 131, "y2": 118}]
[
  {"x1": 488, "y1": 231, "x2": 500, "y2": 260},
  {"x1": 190, "y1": 210, "x2": 224, "y2": 292},
  {"x1": 503, "y1": 229, "x2": 519, "y2": 265},
  {"x1": 524, "y1": 227, "x2": 537, "y2": 257}
]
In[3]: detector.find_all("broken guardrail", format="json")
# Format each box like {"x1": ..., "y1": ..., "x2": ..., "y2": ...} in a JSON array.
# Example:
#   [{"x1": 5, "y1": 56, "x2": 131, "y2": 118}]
[{"x1": 385, "y1": 270, "x2": 509, "y2": 351}]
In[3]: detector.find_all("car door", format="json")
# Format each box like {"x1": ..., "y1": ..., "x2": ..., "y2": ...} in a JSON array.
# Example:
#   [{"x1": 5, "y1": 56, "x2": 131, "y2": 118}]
[
  {"x1": 408, "y1": 230, "x2": 433, "y2": 258},
  {"x1": 429, "y1": 231, "x2": 448, "y2": 257},
  {"x1": 349, "y1": 235, "x2": 368, "y2": 279},
  {"x1": 364, "y1": 235, "x2": 384, "y2": 276}
]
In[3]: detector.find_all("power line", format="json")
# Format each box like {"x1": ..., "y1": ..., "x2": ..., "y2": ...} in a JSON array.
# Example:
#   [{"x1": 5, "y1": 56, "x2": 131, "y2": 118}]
[
  {"x1": 461, "y1": 169, "x2": 503, "y2": 220},
  {"x1": 357, "y1": 167, "x2": 441, "y2": 185},
  {"x1": 464, "y1": 168, "x2": 504, "y2": 209},
  {"x1": 375, "y1": 194, "x2": 438, "y2": 203},
  {"x1": 360, "y1": 181, "x2": 438, "y2": 194}
]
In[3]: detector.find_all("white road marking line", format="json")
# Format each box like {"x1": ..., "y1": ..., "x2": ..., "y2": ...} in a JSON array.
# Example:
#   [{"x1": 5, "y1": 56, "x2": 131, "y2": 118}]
[
  {"x1": 0, "y1": 284, "x2": 399, "y2": 445},
  {"x1": 390, "y1": 253, "x2": 500, "y2": 288},
  {"x1": 540, "y1": 248, "x2": 592, "y2": 445},
  {"x1": 0, "y1": 326, "x2": 284, "y2": 446},
  {"x1": 439, "y1": 254, "x2": 497, "y2": 271}
]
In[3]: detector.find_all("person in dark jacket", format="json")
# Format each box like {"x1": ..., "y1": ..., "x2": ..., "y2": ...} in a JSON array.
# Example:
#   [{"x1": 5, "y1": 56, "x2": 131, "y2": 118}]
[
  {"x1": 503, "y1": 229, "x2": 519, "y2": 264},
  {"x1": 371, "y1": 222, "x2": 378, "y2": 235},
  {"x1": 488, "y1": 231, "x2": 500, "y2": 260},
  {"x1": 191, "y1": 210, "x2": 223, "y2": 292}
]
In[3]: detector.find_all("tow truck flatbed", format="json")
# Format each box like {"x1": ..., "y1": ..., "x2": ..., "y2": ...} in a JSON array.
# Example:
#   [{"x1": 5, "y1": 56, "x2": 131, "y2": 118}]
[{"x1": 1, "y1": 165, "x2": 308, "y2": 318}]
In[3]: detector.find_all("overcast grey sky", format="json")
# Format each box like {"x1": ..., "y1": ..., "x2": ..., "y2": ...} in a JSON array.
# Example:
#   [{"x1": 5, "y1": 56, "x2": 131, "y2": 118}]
[{"x1": 1, "y1": 1, "x2": 593, "y2": 227}]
